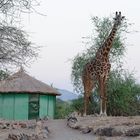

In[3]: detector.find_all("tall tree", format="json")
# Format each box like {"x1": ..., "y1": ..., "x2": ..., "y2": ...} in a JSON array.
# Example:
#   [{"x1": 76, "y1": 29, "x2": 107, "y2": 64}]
[
  {"x1": 0, "y1": 24, "x2": 38, "y2": 69},
  {"x1": 0, "y1": 0, "x2": 39, "y2": 20},
  {"x1": 0, "y1": 0, "x2": 40, "y2": 70}
]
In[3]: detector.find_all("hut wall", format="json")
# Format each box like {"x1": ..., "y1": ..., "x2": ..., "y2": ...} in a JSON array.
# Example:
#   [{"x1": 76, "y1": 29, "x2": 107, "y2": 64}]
[
  {"x1": 39, "y1": 95, "x2": 56, "y2": 119},
  {"x1": 0, "y1": 94, "x2": 2, "y2": 117},
  {"x1": 3, "y1": 94, "x2": 14, "y2": 119},
  {"x1": 0, "y1": 93, "x2": 56, "y2": 120},
  {"x1": 14, "y1": 94, "x2": 28, "y2": 120},
  {"x1": 0, "y1": 93, "x2": 28, "y2": 120}
]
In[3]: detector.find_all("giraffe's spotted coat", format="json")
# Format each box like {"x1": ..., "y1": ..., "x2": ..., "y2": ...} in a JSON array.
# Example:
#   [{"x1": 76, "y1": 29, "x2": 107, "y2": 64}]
[{"x1": 82, "y1": 12, "x2": 124, "y2": 115}]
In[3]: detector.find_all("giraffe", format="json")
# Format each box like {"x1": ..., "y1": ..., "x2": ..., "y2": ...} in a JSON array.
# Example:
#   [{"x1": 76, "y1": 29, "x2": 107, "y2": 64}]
[{"x1": 82, "y1": 12, "x2": 124, "y2": 116}]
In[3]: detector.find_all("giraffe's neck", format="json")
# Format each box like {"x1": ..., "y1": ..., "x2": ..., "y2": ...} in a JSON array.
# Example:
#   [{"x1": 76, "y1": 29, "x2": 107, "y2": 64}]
[
  {"x1": 105, "y1": 23, "x2": 118, "y2": 46},
  {"x1": 97, "y1": 23, "x2": 119, "y2": 58}
]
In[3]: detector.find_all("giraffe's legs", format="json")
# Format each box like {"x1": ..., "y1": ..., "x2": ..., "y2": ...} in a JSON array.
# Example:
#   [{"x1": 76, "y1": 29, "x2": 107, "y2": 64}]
[
  {"x1": 98, "y1": 76, "x2": 107, "y2": 117},
  {"x1": 83, "y1": 94, "x2": 88, "y2": 116},
  {"x1": 99, "y1": 77, "x2": 104, "y2": 116},
  {"x1": 83, "y1": 75, "x2": 94, "y2": 116},
  {"x1": 103, "y1": 82, "x2": 107, "y2": 116},
  {"x1": 102, "y1": 65, "x2": 111, "y2": 116},
  {"x1": 83, "y1": 94, "x2": 90, "y2": 116}
]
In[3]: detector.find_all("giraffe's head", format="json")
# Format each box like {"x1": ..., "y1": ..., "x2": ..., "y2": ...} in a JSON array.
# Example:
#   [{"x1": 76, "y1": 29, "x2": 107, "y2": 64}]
[{"x1": 113, "y1": 12, "x2": 125, "y2": 26}]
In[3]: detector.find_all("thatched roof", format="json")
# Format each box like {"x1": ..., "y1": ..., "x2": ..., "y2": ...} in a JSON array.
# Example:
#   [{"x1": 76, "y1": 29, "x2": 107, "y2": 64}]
[{"x1": 0, "y1": 68, "x2": 60, "y2": 96}]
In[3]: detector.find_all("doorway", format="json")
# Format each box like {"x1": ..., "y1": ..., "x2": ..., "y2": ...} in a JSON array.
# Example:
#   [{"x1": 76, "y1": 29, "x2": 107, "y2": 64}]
[{"x1": 28, "y1": 94, "x2": 39, "y2": 119}]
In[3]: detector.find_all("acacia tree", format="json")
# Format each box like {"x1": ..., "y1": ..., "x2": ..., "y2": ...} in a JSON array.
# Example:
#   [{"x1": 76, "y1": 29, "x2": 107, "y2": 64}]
[
  {"x1": 71, "y1": 15, "x2": 140, "y2": 116},
  {"x1": 0, "y1": 0, "x2": 40, "y2": 70},
  {"x1": 0, "y1": 69, "x2": 9, "y2": 81},
  {"x1": 0, "y1": 0, "x2": 39, "y2": 17},
  {"x1": 0, "y1": 24, "x2": 38, "y2": 69}
]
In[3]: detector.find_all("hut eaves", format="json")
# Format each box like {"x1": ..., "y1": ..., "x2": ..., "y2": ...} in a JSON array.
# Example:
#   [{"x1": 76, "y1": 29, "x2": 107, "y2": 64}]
[{"x1": 0, "y1": 69, "x2": 60, "y2": 96}]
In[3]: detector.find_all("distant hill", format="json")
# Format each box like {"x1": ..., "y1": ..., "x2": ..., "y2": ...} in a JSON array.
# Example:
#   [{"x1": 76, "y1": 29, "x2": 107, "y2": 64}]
[{"x1": 57, "y1": 89, "x2": 78, "y2": 101}]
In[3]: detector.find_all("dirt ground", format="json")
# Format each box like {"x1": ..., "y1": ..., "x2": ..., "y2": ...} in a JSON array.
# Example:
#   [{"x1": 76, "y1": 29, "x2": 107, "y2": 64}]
[
  {"x1": 47, "y1": 118, "x2": 140, "y2": 140},
  {"x1": 47, "y1": 119, "x2": 97, "y2": 140},
  {"x1": 0, "y1": 119, "x2": 97, "y2": 140},
  {"x1": 67, "y1": 115, "x2": 140, "y2": 139},
  {"x1": 0, "y1": 116, "x2": 140, "y2": 140}
]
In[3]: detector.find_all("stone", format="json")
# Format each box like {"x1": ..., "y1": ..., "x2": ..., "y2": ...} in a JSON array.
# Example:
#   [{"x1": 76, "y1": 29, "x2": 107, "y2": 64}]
[
  {"x1": 35, "y1": 120, "x2": 42, "y2": 135},
  {"x1": 125, "y1": 127, "x2": 140, "y2": 136},
  {"x1": 67, "y1": 116, "x2": 79, "y2": 129},
  {"x1": 94, "y1": 127, "x2": 120, "y2": 136},
  {"x1": 19, "y1": 122, "x2": 27, "y2": 128},
  {"x1": 81, "y1": 127, "x2": 92, "y2": 134},
  {"x1": 94, "y1": 127, "x2": 111, "y2": 136}
]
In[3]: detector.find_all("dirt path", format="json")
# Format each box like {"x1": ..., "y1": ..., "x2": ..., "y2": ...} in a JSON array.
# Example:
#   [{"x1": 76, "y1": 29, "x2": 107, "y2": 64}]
[
  {"x1": 0, "y1": 118, "x2": 140, "y2": 140},
  {"x1": 0, "y1": 119, "x2": 97, "y2": 140},
  {"x1": 47, "y1": 119, "x2": 97, "y2": 140},
  {"x1": 46, "y1": 118, "x2": 140, "y2": 140}
]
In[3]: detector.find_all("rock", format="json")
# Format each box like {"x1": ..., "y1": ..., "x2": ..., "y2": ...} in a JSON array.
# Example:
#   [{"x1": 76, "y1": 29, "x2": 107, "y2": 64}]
[
  {"x1": 81, "y1": 127, "x2": 92, "y2": 134},
  {"x1": 67, "y1": 116, "x2": 79, "y2": 129},
  {"x1": 42, "y1": 116, "x2": 49, "y2": 121},
  {"x1": 44, "y1": 126, "x2": 50, "y2": 134},
  {"x1": 6, "y1": 133, "x2": 43, "y2": 140},
  {"x1": 94, "y1": 127, "x2": 123, "y2": 136},
  {"x1": 111, "y1": 128, "x2": 123, "y2": 136},
  {"x1": 94, "y1": 127, "x2": 114, "y2": 136},
  {"x1": 11, "y1": 125, "x2": 17, "y2": 129},
  {"x1": 28, "y1": 124, "x2": 36, "y2": 129},
  {"x1": 19, "y1": 122, "x2": 27, "y2": 128},
  {"x1": 125, "y1": 127, "x2": 140, "y2": 136},
  {"x1": 35, "y1": 119, "x2": 43, "y2": 135},
  {"x1": 7, "y1": 133, "x2": 20, "y2": 140},
  {"x1": 34, "y1": 118, "x2": 50, "y2": 139},
  {"x1": 2, "y1": 124, "x2": 7, "y2": 129}
]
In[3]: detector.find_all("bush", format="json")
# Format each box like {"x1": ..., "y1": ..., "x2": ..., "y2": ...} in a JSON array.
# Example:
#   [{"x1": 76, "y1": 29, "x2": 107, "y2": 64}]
[{"x1": 55, "y1": 99, "x2": 74, "y2": 119}]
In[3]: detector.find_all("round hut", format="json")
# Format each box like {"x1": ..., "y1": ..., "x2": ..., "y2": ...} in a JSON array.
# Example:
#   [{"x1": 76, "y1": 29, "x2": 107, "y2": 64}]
[{"x1": 0, "y1": 68, "x2": 60, "y2": 120}]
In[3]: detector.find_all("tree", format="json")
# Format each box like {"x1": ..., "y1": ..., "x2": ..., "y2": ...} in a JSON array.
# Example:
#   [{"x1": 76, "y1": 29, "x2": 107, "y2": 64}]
[
  {"x1": 0, "y1": 0, "x2": 40, "y2": 70},
  {"x1": 71, "y1": 14, "x2": 140, "y2": 116},
  {"x1": 0, "y1": 24, "x2": 38, "y2": 69},
  {"x1": 0, "y1": 0, "x2": 40, "y2": 22},
  {"x1": 0, "y1": 69, "x2": 9, "y2": 81},
  {"x1": 107, "y1": 70, "x2": 140, "y2": 116},
  {"x1": 55, "y1": 98, "x2": 73, "y2": 119}
]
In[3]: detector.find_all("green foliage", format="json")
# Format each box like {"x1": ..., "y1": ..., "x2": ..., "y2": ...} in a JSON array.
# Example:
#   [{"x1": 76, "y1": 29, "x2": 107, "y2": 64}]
[
  {"x1": 71, "y1": 94, "x2": 100, "y2": 115},
  {"x1": 107, "y1": 71, "x2": 140, "y2": 116},
  {"x1": 71, "y1": 96, "x2": 84, "y2": 113},
  {"x1": 70, "y1": 72, "x2": 140, "y2": 116},
  {"x1": 55, "y1": 99, "x2": 74, "y2": 119},
  {"x1": 0, "y1": 70, "x2": 9, "y2": 81}
]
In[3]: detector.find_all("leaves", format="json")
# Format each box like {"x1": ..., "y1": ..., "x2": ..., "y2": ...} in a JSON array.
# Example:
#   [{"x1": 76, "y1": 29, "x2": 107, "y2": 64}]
[
  {"x1": 55, "y1": 99, "x2": 74, "y2": 119},
  {"x1": 107, "y1": 71, "x2": 140, "y2": 116},
  {"x1": 0, "y1": 69, "x2": 9, "y2": 81}
]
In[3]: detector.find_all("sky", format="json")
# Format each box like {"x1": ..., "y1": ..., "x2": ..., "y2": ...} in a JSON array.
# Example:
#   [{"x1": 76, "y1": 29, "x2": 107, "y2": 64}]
[{"x1": 21, "y1": 0, "x2": 140, "y2": 93}]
